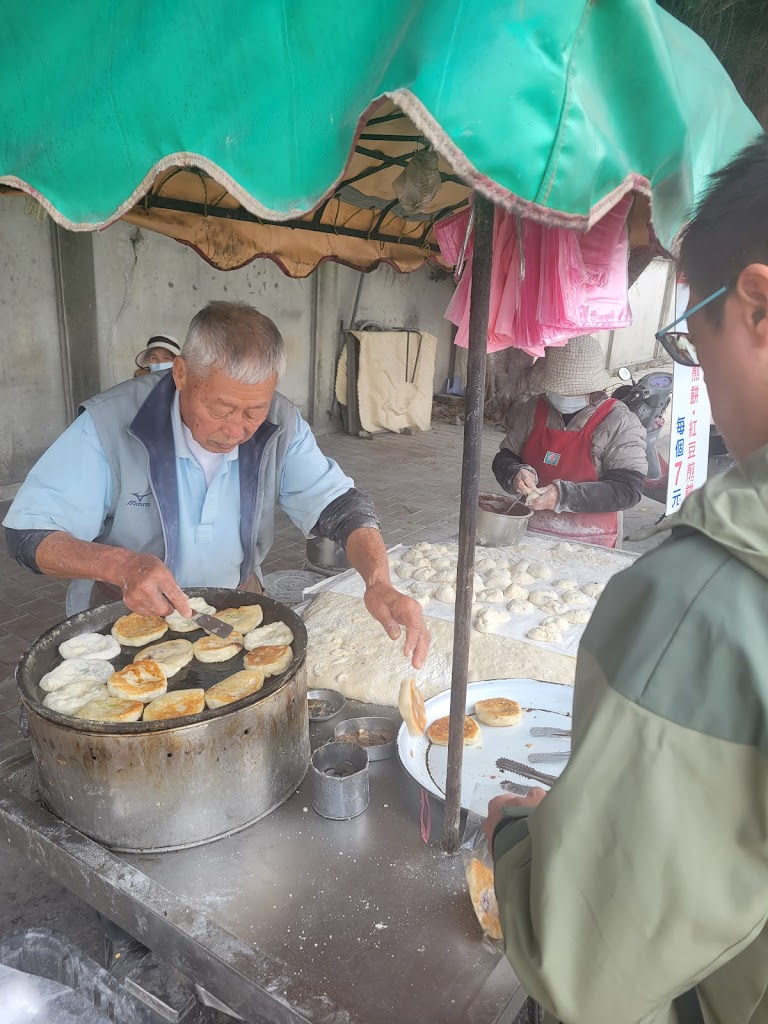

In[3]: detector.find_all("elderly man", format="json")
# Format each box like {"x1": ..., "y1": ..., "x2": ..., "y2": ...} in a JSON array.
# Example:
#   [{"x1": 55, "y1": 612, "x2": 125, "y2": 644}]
[{"x1": 4, "y1": 301, "x2": 429, "y2": 667}]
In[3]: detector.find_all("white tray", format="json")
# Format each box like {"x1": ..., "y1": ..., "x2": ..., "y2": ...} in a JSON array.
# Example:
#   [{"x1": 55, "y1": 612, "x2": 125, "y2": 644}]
[{"x1": 397, "y1": 677, "x2": 573, "y2": 810}]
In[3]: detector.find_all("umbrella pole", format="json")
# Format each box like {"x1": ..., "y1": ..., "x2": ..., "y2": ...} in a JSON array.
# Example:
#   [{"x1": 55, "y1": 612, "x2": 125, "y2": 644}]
[{"x1": 443, "y1": 193, "x2": 494, "y2": 853}]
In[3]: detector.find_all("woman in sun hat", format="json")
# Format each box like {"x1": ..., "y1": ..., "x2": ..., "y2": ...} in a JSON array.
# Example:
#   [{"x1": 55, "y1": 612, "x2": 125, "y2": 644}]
[
  {"x1": 133, "y1": 334, "x2": 182, "y2": 376},
  {"x1": 492, "y1": 335, "x2": 648, "y2": 548}
]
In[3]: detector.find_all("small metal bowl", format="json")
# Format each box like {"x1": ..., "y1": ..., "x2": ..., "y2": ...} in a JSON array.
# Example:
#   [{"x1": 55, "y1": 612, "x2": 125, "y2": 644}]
[
  {"x1": 477, "y1": 492, "x2": 532, "y2": 547},
  {"x1": 334, "y1": 716, "x2": 397, "y2": 761},
  {"x1": 307, "y1": 689, "x2": 346, "y2": 722}
]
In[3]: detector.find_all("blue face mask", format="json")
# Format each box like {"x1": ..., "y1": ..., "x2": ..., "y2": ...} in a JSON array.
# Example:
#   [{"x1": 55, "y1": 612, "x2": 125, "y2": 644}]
[{"x1": 150, "y1": 362, "x2": 174, "y2": 372}]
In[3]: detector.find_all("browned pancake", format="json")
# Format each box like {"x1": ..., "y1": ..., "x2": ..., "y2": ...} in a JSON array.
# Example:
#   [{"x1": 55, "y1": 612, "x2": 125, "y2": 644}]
[
  {"x1": 398, "y1": 678, "x2": 427, "y2": 737},
  {"x1": 216, "y1": 605, "x2": 264, "y2": 634},
  {"x1": 111, "y1": 613, "x2": 168, "y2": 647},
  {"x1": 465, "y1": 858, "x2": 502, "y2": 939},
  {"x1": 107, "y1": 660, "x2": 167, "y2": 703},
  {"x1": 143, "y1": 688, "x2": 205, "y2": 721},
  {"x1": 474, "y1": 698, "x2": 522, "y2": 727},
  {"x1": 205, "y1": 670, "x2": 265, "y2": 710},
  {"x1": 426, "y1": 714, "x2": 481, "y2": 747},
  {"x1": 243, "y1": 645, "x2": 292, "y2": 677},
  {"x1": 193, "y1": 631, "x2": 244, "y2": 663},
  {"x1": 74, "y1": 695, "x2": 144, "y2": 723}
]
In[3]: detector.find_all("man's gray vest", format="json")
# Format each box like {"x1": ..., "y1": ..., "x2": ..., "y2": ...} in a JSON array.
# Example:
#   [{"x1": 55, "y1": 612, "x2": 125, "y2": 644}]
[{"x1": 79, "y1": 371, "x2": 298, "y2": 589}]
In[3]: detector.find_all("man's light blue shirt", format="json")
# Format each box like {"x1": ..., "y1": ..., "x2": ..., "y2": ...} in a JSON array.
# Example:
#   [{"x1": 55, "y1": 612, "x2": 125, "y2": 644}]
[{"x1": 4, "y1": 390, "x2": 355, "y2": 589}]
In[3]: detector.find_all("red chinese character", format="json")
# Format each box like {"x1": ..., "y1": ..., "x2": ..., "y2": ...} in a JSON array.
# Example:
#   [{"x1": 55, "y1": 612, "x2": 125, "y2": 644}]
[
  {"x1": 689, "y1": 420, "x2": 697, "y2": 438},
  {"x1": 690, "y1": 385, "x2": 699, "y2": 404},
  {"x1": 688, "y1": 441, "x2": 697, "y2": 459},
  {"x1": 686, "y1": 462, "x2": 696, "y2": 483},
  {"x1": 685, "y1": 482, "x2": 695, "y2": 496},
  {"x1": 691, "y1": 367, "x2": 701, "y2": 382}
]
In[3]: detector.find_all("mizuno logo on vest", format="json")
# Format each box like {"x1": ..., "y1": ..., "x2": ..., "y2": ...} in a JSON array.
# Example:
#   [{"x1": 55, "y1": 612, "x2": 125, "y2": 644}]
[
  {"x1": 127, "y1": 491, "x2": 151, "y2": 507},
  {"x1": 543, "y1": 451, "x2": 561, "y2": 466}
]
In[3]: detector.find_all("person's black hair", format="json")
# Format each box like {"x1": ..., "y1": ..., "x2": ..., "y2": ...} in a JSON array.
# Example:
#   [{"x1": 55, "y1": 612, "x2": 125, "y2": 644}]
[{"x1": 679, "y1": 131, "x2": 768, "y2": 323}]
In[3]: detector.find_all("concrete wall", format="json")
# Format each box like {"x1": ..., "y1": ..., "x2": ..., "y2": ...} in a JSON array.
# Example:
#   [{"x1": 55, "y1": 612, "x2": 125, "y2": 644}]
[{"x1": 0, "y1": 204, "x2": 68, "y2": 486}]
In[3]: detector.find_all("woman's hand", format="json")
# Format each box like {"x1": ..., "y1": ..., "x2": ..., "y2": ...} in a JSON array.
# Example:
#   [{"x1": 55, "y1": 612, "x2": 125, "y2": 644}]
[{"x1": 526, "y1": 483, "x2": 559, "y2": 511}]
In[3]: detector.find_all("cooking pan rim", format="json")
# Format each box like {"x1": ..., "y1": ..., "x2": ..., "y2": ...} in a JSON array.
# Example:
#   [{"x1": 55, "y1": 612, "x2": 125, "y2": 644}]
[{"x1": 16, "y1": 588, "x2": 307, "y2": 736}]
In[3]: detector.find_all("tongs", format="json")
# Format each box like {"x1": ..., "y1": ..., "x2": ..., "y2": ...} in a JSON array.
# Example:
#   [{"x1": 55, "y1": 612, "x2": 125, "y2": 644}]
[{"x1": 496, "y1": 757, "x2": 558, "y2": 787}]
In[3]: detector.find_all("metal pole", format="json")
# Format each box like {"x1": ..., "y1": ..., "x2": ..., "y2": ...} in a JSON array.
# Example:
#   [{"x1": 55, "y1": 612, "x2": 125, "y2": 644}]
[{"x1": 443, "y1": 193, "x2": 494, "y2": 853}]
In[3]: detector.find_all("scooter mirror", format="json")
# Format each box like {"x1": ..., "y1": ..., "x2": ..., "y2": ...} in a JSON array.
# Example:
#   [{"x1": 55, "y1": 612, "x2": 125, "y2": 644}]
[{"x1": 617, "y1": 366, "x2": 632, "y2": 382}]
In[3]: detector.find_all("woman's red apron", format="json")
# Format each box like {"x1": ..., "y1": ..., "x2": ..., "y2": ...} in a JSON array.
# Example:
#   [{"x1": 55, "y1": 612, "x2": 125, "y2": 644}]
[{"x1": 522, "y1": 398, "x2": 619, "y2": 548}]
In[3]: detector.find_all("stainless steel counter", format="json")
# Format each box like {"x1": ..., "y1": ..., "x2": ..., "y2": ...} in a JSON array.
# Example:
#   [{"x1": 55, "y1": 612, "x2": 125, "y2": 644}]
[{"x1": 0, "y1": 702, "x2": 524, "y2": 1024}]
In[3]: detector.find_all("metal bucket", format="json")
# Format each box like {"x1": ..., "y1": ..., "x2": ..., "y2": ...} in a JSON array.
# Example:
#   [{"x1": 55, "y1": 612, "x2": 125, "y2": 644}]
[
  {"x1": 476, "y1": 492, "x2": 533, "y2": 547},
  {"x1": 16, "y1": 589, "x2": 309, "y2": 853},
  {"x1": 310, "y1": 742, "x2": 369, "y2": 819}
]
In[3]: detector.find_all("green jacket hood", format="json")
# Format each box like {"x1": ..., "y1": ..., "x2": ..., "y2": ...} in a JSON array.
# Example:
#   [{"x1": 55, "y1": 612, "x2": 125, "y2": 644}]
[{"x1": 655, "y1": 443, "x2": 768, "y2": 580}]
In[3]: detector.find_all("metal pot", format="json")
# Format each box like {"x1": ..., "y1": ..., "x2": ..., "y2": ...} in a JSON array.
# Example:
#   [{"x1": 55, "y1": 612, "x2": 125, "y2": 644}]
[
  {"x1": 305, "y1": 536, "x2": 349, "y2": 575},
  {"x1": 16, "y1": 589, "x2": 309, "y2": 853},
  {"x1": 476, "y1": 492, "x2": 533, "y2": 547}
]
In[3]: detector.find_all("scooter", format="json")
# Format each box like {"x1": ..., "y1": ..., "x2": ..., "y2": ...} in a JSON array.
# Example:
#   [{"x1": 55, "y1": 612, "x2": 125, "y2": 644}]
[
  {"x1": 613, "y1": 366, "x2": 733, "y2": 501},
  {"x1": 613, "y1": 367, "x2": 673, "y2": 490}
]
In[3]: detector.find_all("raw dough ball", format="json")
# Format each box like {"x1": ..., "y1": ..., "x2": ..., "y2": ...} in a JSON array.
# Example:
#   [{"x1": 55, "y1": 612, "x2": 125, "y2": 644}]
[
  {"x1": 402, "y1": 548, "x2": 427, "y2": 565},
  {"x1": 504, "y1": 583, "x2": 529, "y2": 601},
  {"x1": 433, "y1": 545, "x2": 450, "y2": 555},
  {"x1": 581, "y1": 582, "x2": 605, "y2": 598},
  {"x1": 414, "y1": 542, "x2": 433, "y2": 552},
  {"x1": 485, "y1": 572, "x2": 512, "y2": 589},
  {"x1": 540, "y1": 600, "x2": 569, "y2": 615},
  {"x1": 475, "y1": 608, "x2": 510, "y2": 633},
  {"x1": 552, "y1": 579, "x2": 577, "y2": 591},
  {"x1": 472, "y1": 575, "x2": 484, "y2": 593},
  {"x1": 512, "y1": 560, "x2": 530, "y2": 574},
  {"x1": 550, "y1": 543, "x2": 576, "y2": 556},
  {"x1": 412, "y1": 566, "x2": 436, "y2": 582},
  {"x1": 543, "y1": 615, "x2": 570, "y2": 630},
  {"x1": 477, "y1": 589, "x2": 505, "y2": 604},
  {"x1": 507, "y1": 599, "x2": 536, "y2": 615},
  {"x1": 410, "y1": 582, "x2": 436, "y2": 598},
  {"x1": 396, "y1": 563, "x2": 416, "y2": 580},
  {"x1": 565, "y1": 609, "x2": 592, "y2": 625},
  {"x1": 433, "y1": 570, "x2": 456, "y2": 584},
  {"x1": 528, "y1": 589, "x2": 560, "y2": 607},
  {"x1": 527, "y1": 624, "x2": 563, "y2": 643},
  {"x1": 431, "y1": 557, "x2": 451, "y2": 571},
  {"x1": 509, "y1": 570, "x2": 536, "y2": 585},
  {"x1": 528, "y1": 562, "x2": 552, "y2": 580},
  {"x1": 476, "y1": 557, "x2": 497, "y2": 573},
  {"x1": 59, "y1": 633, "x2": 121, "y2": 662},
  {"x1": 562, "y1": 590, "x2": 591, "y2": 607},
  {"x1": 435, "y1": 585, "x2": 457, "y2": 604}
]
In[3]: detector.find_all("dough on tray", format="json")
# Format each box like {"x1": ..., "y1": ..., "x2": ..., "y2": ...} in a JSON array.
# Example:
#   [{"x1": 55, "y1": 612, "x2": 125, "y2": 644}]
[
  {"x1": 509, "y1": 570, "x2": 536, "y2": 585},
  {"x1": 396, "y1": 563, "x2": 416, "y2": 580},
  {"x1": 504, "y1": 583, "x2": 529, "y2": 601},
  {"x1": 581, "y1": 582, "x2": 605, "y2": 598},
  {"x1": 412, "y1": 567, "x2": 435, "y2": 582},
  {"x1": 539, "y1": 600, "x2": 569, "y2": 615},
  {"x1": 303, "y1": 593, "x2": 575, "y2": 706},
  {"x1": 476, "y1": 558, "x2": 497, "y2": 573},
  {"x1": 527, "y1": 624, "x2": 563, "y2": 643},
  {"x1": 562, "y1": 590, "x2": 591, "y2": 607},
  {"x1": 507, "y1": 599, "x2": 536, "y2": 615},
  {"x1": 430, "y1": 557, "x2": 451, "y2": 571},
  {"x1": 435, "y1": 585, "x2": 457, "y2": 604},
  {"x1": 59, "y1": 633, "x2": 121, "y2": 662},
  {"x1": 475, "y1": 608, "x2": 510, "y2": 633},
  {"x1": 549, "y1": 543, "x2": 576, "y2": 556},
  {"x1": 527, "y1": 562, "x2": 552, "y2": 580},
  {"x1": 565, "y1": 609, "x2": 592, "y2": 625},
  {"x1": 552, "y1": 579, "x2": 577, "y2": 591},
  {"x1": 543, "y1": 615, "x2": 570, "y2": 630},
  {"x1": 476, "y1": 588, "x2": 505, "y2": 604},
  {"x1": 528, "y1": 590, "x2": 560, "y2": 607}
]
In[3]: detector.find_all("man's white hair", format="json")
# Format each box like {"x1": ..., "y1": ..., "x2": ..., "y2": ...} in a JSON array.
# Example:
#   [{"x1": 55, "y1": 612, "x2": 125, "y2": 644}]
[{"x1": 182, "y1": 301, "x2": 286, "y2": 383}]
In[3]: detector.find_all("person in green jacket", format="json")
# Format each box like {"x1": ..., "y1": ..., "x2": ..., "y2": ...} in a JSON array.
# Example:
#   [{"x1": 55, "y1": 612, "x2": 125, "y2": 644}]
[{"x1": 483, "y1": 133, "x2": 768, "y2": 1024}]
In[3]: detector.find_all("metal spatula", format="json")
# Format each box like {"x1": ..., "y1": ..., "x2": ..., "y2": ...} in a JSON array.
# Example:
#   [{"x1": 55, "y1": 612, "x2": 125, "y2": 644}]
[{"x1": 190, "y1": 611, "x2": 237, "y2": 640}]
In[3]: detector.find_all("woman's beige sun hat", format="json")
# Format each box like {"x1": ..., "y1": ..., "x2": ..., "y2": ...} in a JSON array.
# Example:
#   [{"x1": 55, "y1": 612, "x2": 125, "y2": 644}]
[{"x1": 528, "y1": 335, "x2": 612, "y2": 396}]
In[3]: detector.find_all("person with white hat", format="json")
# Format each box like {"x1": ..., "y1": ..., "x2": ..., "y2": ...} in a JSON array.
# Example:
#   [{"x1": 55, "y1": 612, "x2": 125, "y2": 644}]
[
  {"x1": 492, "y1": 335, "x2": 647, "y2": 548},
  {"x1": 133, "y1": 334, "x2": 182, "y2": 376}
]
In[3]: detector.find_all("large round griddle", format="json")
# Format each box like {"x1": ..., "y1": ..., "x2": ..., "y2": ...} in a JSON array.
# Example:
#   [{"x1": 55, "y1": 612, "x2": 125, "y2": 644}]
[{"x1": 16, "y1": 588, "x2": 307, "y2": 734}]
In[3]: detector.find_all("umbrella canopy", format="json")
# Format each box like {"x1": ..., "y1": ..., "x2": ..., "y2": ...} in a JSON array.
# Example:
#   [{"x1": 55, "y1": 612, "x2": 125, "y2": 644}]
[{"x1": 0, "y1": 0, "x2": 759, "y2": 273}]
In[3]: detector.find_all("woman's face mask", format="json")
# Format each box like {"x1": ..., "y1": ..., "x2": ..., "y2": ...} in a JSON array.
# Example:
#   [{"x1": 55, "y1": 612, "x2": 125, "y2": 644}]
[
  {"x1": 546, "y1": 392, "x2": 589, "y2": 414},
  {"x1": 150, "y1": 362, "x2": 174, "y2": 372}
]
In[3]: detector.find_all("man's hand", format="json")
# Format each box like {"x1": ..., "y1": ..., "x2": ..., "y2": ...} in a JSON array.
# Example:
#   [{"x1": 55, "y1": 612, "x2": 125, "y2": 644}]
[
  {"x1": 364, "y1": 581, "x2": 430, "y2": 669},
  {"x1": 526, "y1": 483, "x2": 559, "y2": 511},
  {"x1": 482, "y1": 789, "x2": 547, "y2": 854},
  {"x1": 511, "y1": 468, "x2": 537, "y2": 496},
  {"x1": 111, "y1": 552, "x2": 193, "y2": 619}
]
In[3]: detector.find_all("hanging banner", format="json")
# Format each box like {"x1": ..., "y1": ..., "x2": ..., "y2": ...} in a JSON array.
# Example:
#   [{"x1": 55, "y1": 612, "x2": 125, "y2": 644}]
[{"x1": 666, "y1": 284, "x2": 711, "y2": 514}]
